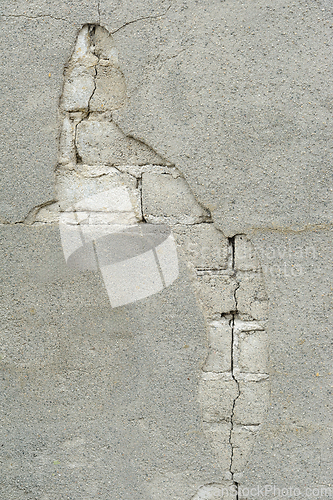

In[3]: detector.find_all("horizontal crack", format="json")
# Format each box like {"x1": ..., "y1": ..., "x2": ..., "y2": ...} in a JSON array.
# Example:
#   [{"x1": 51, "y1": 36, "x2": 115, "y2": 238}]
[{"x1": 2, "y1": 13, "x2": 68, "y2": 21}]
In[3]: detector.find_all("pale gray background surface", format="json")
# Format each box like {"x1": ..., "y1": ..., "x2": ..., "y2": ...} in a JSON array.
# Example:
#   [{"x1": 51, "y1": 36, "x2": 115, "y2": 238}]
[{"x1": 1, "y1": 0, "x2": 332, "y2": 496}]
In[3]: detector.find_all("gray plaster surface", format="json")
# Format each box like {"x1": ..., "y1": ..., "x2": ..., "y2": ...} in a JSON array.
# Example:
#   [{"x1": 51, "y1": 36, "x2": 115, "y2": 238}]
[
  {"x1": 1, "y1": 0, "x2": 332, "y2": 496},
  {"x1": 239, "y1": 228, "x2": 333, "y2": 489},
  {"x1": 0, "y1": 224, "x2": 225, "y2": 499},
  {"x1": 109, "y1": 0, "x2": 332, "y2": 236}
]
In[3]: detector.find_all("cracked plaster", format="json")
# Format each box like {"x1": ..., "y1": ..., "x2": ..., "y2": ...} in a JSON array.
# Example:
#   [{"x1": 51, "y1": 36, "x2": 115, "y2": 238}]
[
  {"x1": 1, "y1": 2, "x2": 332, "y2": 497},
  {"x1": 32, "y1": 25, "x2": 271, "y2": 497}
]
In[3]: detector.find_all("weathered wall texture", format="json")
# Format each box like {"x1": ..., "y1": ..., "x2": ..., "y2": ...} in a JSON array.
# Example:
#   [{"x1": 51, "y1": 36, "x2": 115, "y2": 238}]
[{"x1": 1, "y1": 0, "x2": 332, "y2": 498}]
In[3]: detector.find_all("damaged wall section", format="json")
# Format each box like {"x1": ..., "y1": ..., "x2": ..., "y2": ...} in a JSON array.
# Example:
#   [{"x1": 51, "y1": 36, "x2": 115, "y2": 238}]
[{"x1": 34, "y1": 24, "x2": 270, "y2": 499}]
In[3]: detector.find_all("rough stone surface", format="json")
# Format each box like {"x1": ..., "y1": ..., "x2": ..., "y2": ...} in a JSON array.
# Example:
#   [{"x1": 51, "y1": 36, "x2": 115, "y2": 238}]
[
  {"x1": 76, "y1": 120, "x2": 165, "y2": 165},
  {"x1": 55, "y1": 167, "x2": 141, "y2": 216},
  {"x1": 173, "y1": 224, "x2": 229, "y2": 269},
  {"x1": 90, "y1": 64, "x2": 127, "y2": 111},
  {"x1": 1, "y1": 0, "x2": 332, "y2": 495},
  {"x1": 195, "y1": 274, "x2": 237, "y2": 319},
  {"x1": 61, "y1": 61, "x2": 97, "y2": 112},
  {"x1": 202, "y1": 422, "x2": 232, "y2": 474},
  {"x1": 199, "y1": 375, "x2": 239, "y2": 423},
  {"x1": 54, "y1": 41, "x2": 270, "y2": 488},
  {"x1": 236, "y1": 329, "x2": 269, "y2": 375},
  {"x1": 236, "y1": 272, "x2": 269, "y2": 321},
  {"x1": 203, "y1": 320, "x2": 232, "y2": 373},
  {"x1": 234, "y1": 235, "x2": 260, "y2": 272},
  {"x1": 142, "y1": 172, "x2": 210, "y2": 225},
  {"x1": 231, "y1": 426, "x2": 259, "y2": 474},
  {"x1": 233, "y1": 381, "x2": 270, "y2": 426}
]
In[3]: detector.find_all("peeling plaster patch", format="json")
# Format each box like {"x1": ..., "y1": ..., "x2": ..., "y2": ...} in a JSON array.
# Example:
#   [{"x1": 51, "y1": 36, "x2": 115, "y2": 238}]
[{"x1": 32, "y1": 24, "x2": 270, "y2": 499}]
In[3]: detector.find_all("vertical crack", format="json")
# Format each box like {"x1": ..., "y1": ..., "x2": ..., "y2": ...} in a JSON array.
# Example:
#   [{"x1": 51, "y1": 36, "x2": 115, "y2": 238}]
[
  {"x1": 138, "y1": 175, "x2": 147, "y2": 222},
  {"x1": 72, "y1": 25, "x2": 99, "y2": 165},
  {"x1": 73, "y1": 114, "x2": 85, "y2": 164},
  {"x1": 228, "y1": 236, "x2": 240, "y2": 499},
  {"x1": 229, "y1": 312, "x2": 240, "y2": 500},
  {"x1": 87, "y1": 25, "x2": 98, "y2": 113}
]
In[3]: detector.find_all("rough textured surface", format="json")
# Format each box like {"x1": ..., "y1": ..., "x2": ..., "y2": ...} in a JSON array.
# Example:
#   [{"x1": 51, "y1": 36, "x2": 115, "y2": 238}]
[
  {"x1": 55, "y1": 167, "x2": 141, "y2": 216},
  {"x1": 2, "y1": 1, "x2": 332, "y2": 232},
  {"x1": 0, "y1": 4, "x2": 99, "y2": 223},
  {"x1": 1, "y1": 0, "x2": 332, "y2": 496},
  {"x1": 0, "y1": 225, "x2": 226, "y2": 500},
  {"x1": 195, "y1": 274, "x2": 237, "y2": 320},
  {"x1": 110, "y1": 0, "x2": 333, "y2": 236},
  {"x1": 239, "y1": 229, "x2": 333, "y2": 490},
  {"x1": 199, "y1": 376, "x2": 239, "y2": 424},
  {"x1": 173, "y1": 225, "x2": 229, "y2": 270},
  {"x1": 142, "y1": 173, "x2": 211, "y2": 225},
  {"x1": 236, "y1": 272, "x2": 269, "y2": 321}
]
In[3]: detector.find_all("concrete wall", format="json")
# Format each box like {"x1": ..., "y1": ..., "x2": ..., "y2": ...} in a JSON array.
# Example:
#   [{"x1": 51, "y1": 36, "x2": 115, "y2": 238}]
[{"x1": 1, "y1": 1, "x2": 332, "y2": 498}]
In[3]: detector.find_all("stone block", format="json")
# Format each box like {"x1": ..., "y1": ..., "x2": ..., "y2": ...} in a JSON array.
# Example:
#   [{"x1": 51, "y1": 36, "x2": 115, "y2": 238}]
[
  {"x1": 35, "y1": 202, "x2": 61, "y2": 224},
  {"x1": 76, "y1": 120, "x2": 164, "y2": 165},
  {"x1": 236, "y1": 271, "x2": 269, "y2": 321},
  {"x1": 202, "y1": 422, "x2": 232, "y2": 472},
  {"x1": 208, "y1": 319, "x2": 233, "y2": 351},
  {"x1": 142, "y1": 172, "x2": 210, "y2": 224},
  {"x1": 203, "y1": 320, "x2": 232, "y2": 373},
  {"x1": 60, "y1": 26, "x2": 98, "y2": 112},
  {"x1": 236, "y1": 329, "x2": 269, "y2": 374},
  {"x1": 61, "y1": 61, "x2": 97, "y2": 112},
  {"x1": 198, "y1": 374, "x2": 238, "y2": 423},
  {"x1": 195, "y1": 274, "x2": 237, "y2": 317},
  {"x1": 55, "y1": 168, "x2": 141, "y2": 220},
  {"x1": 234, "y1": 235, "x2": 260, "y2": 271},
  {"x1": 203, "y1": 351, "x2": 231, "y2": 374},
  {"x1": 91, "y1": 25, "x2": 119, "y2": 63},
  {"x1": 233, "y1": 381, "x2": 269, "y2": 425},
  {"x1": 231, "y1": 425, "x2": 259, "y2": 474},
  {"x1": 89, "y1": 64, "x2": 127, "y2": 111},
  {"x1": 172, "y1": 224, "x2": 229, "y2": 269}
]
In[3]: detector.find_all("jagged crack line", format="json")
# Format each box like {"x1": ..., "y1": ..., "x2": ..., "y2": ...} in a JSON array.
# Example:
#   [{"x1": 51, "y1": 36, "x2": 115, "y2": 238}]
[
  {"x1": 229, "y1": 312, "x2": 240, "y2": 500},
  {"x1": 72, "y1": 26, "x2": 98, "y2": 165},
  {"x1": 74, "y1": 112, "x2": 87, "y2": 164},
  {"x1": 138, "y1": 176, "x2": 146, "y2": 222},
  {"x1": 2, "y1": 13, "x2": 68, "y2": 21},
  {"x1": 229, "y1": 235, "x2": 240, "y2": 499},
  {"x1": 110, "y1": 4, "x2": 172, "y2": 36},
  {"x1": 87, "y1": 26, "x2": 98, "y2": 113}
]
